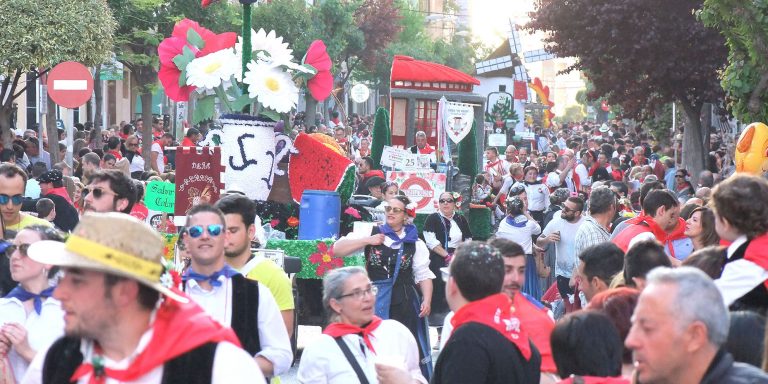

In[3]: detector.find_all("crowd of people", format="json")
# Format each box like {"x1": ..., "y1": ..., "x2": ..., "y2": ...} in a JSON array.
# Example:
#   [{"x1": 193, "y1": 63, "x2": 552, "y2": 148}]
[{"x1": 2, "y1": 113, "x2": 768, "y2": 384}]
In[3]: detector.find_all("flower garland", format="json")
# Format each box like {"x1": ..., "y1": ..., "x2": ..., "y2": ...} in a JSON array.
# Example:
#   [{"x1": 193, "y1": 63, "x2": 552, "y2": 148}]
[{"x1": 265, "y1": 239, "x2": 365, "y2": 279}]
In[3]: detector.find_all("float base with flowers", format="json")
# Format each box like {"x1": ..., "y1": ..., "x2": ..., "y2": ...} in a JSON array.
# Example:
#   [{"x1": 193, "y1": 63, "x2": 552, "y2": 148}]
[{"x1": 264, "y1": 239, "x2": 365, "y2": 280}]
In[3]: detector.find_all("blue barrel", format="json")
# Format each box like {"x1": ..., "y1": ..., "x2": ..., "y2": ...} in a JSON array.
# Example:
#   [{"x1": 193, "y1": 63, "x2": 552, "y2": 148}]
[{"x1": 298, "y1": 190, "x2": 341, "y2": 240}]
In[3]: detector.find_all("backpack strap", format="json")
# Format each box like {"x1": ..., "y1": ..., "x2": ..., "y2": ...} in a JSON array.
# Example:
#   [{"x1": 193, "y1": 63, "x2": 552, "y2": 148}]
[{"x1": 334, "y1": 337, "x2": 370, "y2": 384}]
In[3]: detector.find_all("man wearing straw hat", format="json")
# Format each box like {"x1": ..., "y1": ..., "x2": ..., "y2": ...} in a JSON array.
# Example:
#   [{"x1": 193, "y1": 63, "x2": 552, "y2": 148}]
[
  {"x1": 181, "y1": 204, "x2": 292, "y2": 378},
  {"x1": 21, "y1": 212, "x2": 265, "y2": 383}
]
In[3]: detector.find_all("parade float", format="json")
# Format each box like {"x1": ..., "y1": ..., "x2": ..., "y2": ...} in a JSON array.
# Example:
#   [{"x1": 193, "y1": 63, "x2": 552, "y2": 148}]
[{"x1": 149, "y1": 0, "x2": 497, "y2": 325}]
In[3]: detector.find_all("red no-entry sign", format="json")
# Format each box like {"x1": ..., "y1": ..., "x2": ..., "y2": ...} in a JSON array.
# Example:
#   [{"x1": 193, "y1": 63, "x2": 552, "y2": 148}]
[{"x1": 46, "y1": 61, "x2": 94, "y2": 109}]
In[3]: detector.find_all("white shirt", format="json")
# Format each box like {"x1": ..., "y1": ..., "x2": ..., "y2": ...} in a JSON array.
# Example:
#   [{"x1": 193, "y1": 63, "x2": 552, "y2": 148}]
[
  {"x1": 21, "y1": 329, "x2": 265, "y2": 384},
  {"x1": 184, "y1": 276, "x2": 293, "y2": 376},
  {"x1": 715, "y1": 235, "x2": 768, "y2": 306},
  {"x1": 524, "y1": 182, "x2": 550, "y2": 212},
  {"x1": 0, "y1": 296, "x2": 65, "y2": 383},
  {"x1": 540, "y1": 213, "x2": 584, "y2": 278},
  {"x1": 340, "y1": 230, "x2": 436, "y2": 283},
  {"x1": 150, "y1": 142, "x2": 164, "y2": 173},
  {"x1": 495, "y1": 215, "x2": 541, "y2": 254},
  {"x1": 297, "y1": 319, "x2": 427, "y2": 384},
  {"x1": 545, "y1": 172, "x2": 561, "y2": 190},
  {"x1": 127, "y1": 152, "x2": 145, "y2": 173},
  {"x1": 574, "y1": 163, "x2": 591, "y2": 187},
  {"x1": 423, "y1": 214, "x2": 466, "y2": 251}
]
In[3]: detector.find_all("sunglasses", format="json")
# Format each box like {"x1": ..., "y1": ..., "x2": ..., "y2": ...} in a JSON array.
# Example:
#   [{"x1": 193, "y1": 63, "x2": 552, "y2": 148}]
[
  {"x1": 439, "y1": 199, "x2": 455, "y2": 204},
  {"x1": 187, "y1": 224, "x2": 224, "y2": 238},
  {"x1": 0, "y1": 194, "x2": 23, "y2": 206},
  {"x1": 384, "y1": 206, "x2": 405, "y2": 214},
  {"x1": 675, "y1": 175, "x2": 685, "y2": 178},
  {"x1": 5, "y1": 243, "x2": 31, "y2": 259},
  {"x1": 83, "y1": 187, "x2": 115, "y2": 199}
]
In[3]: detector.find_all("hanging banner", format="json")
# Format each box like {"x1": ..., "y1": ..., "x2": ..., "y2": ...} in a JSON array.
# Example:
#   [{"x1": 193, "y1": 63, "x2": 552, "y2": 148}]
[
  {"x1": 175, "y1": 146, "x2": 224, "y2": 216},
  {"x1": 145, "y1": 181, "x2": 175, "y2": 213},
  {"x1": 444, "y1": 101, "x2": 474, "y2": 144},
  {"x1": 386, "y1": 171, "x2": 446, "y2": 214}
]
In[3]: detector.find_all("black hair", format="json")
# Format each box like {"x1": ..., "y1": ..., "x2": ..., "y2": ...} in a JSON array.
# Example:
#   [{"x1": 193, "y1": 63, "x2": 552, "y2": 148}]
[
  {"x1": 488, "y1": 237, "x2": 525, "y2": 258},
  {"x1": 623, "y1": 240, "x2": 671, "y2": 287},
  {"x1": 35, "y1": 198, "x2": 55, "y2": 219},
  {"x1": 185, "y1": 203, "x2": 226, "y2": 228},
  {"x1": 726, "y1": 311, "x2": 765, "y2": 368},
  {"x1": 88, "y1": 169, "x2": 137, "y2": 214},
  {"x1": 566, "y1": 196, "x2": 585, "y2": 212},
  {"x1": 642, "y1": 189, "x2": 679, "y2": 217},
  {"x1": 609, "y1": 181, "x2": 629, "y2": 197},
  {"x1": 133, "y1": 180, "x2": 145, "y2": 201},
  {"x1": 215, "y1": 194, "x2": 257, "y2": 230},
  {"x1": 0, "y1": 149, "x2": 14, "y2": 162},
  {"x1": 361, "y1": 156, "x2": 374, "y2": 169},
  {"x1": 107, "y1": 136, "x2": 121, "y2": 150},
  {"x1": 185, "y1": 128, "x2": 200, "y2": 138},
  {"x1": 450, "y1": 241, "x2": 504, "y2": 301},
  {"x1": 578, "y1": 242, "x2": 624, "y2": 285},
  {"x1": 639, "y1": 181, "x2": 665, "y2": 206},
  {"x1": 104, "y1": 273, "x2": 159, "y2": 311},
  {"x1": 551, "y1": 310, "x2": 623, "y2": 378}
]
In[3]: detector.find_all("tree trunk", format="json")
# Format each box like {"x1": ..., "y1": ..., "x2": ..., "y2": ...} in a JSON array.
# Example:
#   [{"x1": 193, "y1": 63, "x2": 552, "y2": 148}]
[
  {"x1": 140, "y1": 91, "x2": 153, "y2": 171},
  {"x1": 92, "y1": 65, "x2": 103, "y2": 150},
  {"x1": 304, "y1": 94, "x2": 317, "y2": 127},
  {"x1": 0, "y1": 105, "x2": 12, "y2": 149},
  {"x1": 46, "y1": 94, "x2": 60, "y2": 165},
  {"x1": 680, "y1": 101, "x2": 706, "y2": 187}
]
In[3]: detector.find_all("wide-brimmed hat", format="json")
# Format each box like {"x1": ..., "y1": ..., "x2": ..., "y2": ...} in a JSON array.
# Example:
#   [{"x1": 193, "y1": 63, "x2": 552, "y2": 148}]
[{"x1": 28, "y1": 212, "x2": 187, "y2": 303}]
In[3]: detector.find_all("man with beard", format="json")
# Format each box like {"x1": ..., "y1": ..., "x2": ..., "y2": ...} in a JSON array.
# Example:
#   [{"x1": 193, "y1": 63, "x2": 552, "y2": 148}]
[
  {"x1": 215, "y1": 195, "x2": 295, "y2": 339},
  {"x1": 82, "y1": 170, "x2": 137, "y2": 214},
  {"x1": 537, "y1": 197, "x2": 585, "y2": 313}
]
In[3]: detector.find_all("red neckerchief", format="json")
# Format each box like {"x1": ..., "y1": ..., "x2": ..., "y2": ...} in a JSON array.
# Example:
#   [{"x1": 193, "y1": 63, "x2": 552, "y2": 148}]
[
  {"x1": 362, "y1": 170, "x2": 384, "y2": 179},
  {"x1": 417, "y1": 144, "x2": 435, "y2": 155},
  {"x1": 451, "y1": 293, "x2": 532, "y2": 360},
  {"x1": 323, "y1": 316, "x2": 383, "y2": 353},
  {"x1": 107, "y1": 150, "x2": 122, "y2": 160},
  {"x1": 625, "y1": 215, "x2": 686, "y2": 243},
  {"x1": 744, "y1": 232, "x2": 768, "y2": 289},
  {"x1": 71, "y1": 293, "x2": 240, "y2": 384},
  {"x1": 588, "y1": 163, "x2": 599, "y2": 177},
  {"x1": 47, "y1": 187, "x2": 73, "y2": 204}
]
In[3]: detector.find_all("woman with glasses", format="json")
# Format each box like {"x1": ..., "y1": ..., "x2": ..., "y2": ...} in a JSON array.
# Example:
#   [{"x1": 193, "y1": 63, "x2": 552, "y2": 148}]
[
  {"x1": 333, "y1": 195, "x2": 435, "y2": 379},
  {"x1": 0, "y1": 225, "x2": 65, "y2": 383},
  {"x1": 422, "y1": 192, "x2": 471, "y2": 323},
  {"x1": 298, "y1": 267, "x2": 427, "y2": 383},
  {"x1": 674, "y1": 169, "x2": 695, "y2": 202}
]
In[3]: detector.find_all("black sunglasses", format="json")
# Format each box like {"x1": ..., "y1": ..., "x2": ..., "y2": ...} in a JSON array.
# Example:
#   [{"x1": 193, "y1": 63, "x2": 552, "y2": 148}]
[
  {"x1": 82, "y1": 187, "x2": 114, "y2": 199},
  {"x1": 439, "y1": 199, "x2": 455, "y2": 204},
  {"x1": 5, "y1": 243, "x2": 31, "y2": 259},
  {"x1": 0, "y1": 194, "x2": 23, "y2": 206}
]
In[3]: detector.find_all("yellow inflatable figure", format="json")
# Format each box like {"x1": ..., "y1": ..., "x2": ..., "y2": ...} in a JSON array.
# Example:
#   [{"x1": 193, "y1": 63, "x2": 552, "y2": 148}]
[{"x1": 735, "y1": 122, "x2": 768, "y2": 174}]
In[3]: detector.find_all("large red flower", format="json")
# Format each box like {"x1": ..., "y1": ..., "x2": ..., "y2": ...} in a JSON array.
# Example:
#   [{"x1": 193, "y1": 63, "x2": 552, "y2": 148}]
[
  {"x1": 157, "y1": 19, "x2": 237, "y2": 102},
  {"x1": 308, "y1": 242, "x2": 343, "y2": 277},
  {"x1": 303, "y1": 40, "x2": 333, "y2": 101}
]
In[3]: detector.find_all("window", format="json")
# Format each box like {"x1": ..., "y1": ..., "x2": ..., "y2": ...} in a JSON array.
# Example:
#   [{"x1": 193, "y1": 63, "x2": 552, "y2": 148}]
[{"x1": 415, "y1": 99, "x2": 438, "y2": 138}]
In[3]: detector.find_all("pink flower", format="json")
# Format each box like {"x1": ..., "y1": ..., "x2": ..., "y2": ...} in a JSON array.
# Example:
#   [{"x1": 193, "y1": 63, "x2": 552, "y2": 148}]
[
  {"x1": 303, "y1": 40, "x2": 333, "y2": 101},
  {"x1": 157, "y1": 19, "x2": 237, "y2": 102},
  {"x1": 344, "y1": 206, "x2": 361, "y2": 219}
]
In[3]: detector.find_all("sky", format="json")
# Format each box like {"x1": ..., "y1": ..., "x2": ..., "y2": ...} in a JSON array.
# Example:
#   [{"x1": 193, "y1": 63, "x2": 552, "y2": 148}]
[{"x1": 468, "y1": 0, "x2": 537, "y2": 48}]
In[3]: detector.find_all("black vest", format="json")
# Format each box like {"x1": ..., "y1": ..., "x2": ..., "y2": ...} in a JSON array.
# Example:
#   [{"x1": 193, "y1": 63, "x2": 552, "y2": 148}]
[
  {"x1": 41, "y1": 337, "x2": 216, "y2": 384},
  {"x1": 365, "y1": 226, "x2": 417, "y2": 305},
  {"x1": 230, "y1": 274, "x2": 262, "y2": 356},
  {"x1": 726, "y1": 240, "x2": 768, "y2": 316}
]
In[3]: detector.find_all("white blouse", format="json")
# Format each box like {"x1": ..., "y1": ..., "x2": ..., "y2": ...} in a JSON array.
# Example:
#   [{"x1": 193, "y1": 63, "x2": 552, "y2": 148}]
[
  {"x1": 495, "y1": 215, "x2": 542, "y2": 254},
  {"x1": 297, "y1": 319, "x2": 427, "y2": 384},
  {"x1": 0, "y1": 296, "x2": 65, "y2": 383},
  {"x1": 423, "y1": 214, "x2": 466, "y2": 251},
  {"x1": 340, "y1": 229, "x2": 435, "y2": 283}
]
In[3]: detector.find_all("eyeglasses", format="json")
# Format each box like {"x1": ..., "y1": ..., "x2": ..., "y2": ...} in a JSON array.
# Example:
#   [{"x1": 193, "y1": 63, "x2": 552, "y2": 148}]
[
  {"x1": 338, "y1": 285, "x2": 378, "y2": 300},
  {"x1": 439, "y1": 199, "x2": 455, "y2": 204},
  {"x1": 5, "y1": 243, "x2": 31, "y2": 259},
  {"x1": 83, "y1": 187, "x2": 116, "y2": 199},
  {"x1": 0, "y1": 194, "x2": 23, "y2": 206},
  {"x1": 384, "y1": 206, "x2": 405, "y2": 214},
  {"x1": 187, "y1": 224, "x2": 224, "y2": 238},
  {"x1": 126, "y1": 142, "x2": 138, "y2": 147},
  {"x1": 675, "y1": 175, "x2": 685, "y2": 178}
]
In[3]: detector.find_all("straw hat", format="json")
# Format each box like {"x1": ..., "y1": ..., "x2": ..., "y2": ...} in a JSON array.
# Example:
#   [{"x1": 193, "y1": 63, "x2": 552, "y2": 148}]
[{"x1": 28, "y1": 212, "x2": 187, "y2": 303}]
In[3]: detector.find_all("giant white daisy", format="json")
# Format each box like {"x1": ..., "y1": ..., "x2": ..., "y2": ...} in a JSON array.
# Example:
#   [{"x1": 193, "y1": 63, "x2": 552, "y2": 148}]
[
  {"x1": 186, "y1": 49, "x2": 239, "y2": 89},
  {"x1": 235, "y1": 28, "x2": 294, "y2": 68},
  {"x1": 243, "y1": 61, "x2": 299, "y2": 113}
]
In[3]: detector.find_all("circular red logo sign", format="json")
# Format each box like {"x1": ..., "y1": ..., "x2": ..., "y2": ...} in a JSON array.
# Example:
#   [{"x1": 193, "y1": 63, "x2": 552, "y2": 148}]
[
  {"x1": 400, "y1": 175, "x2": 435, "y2": 210},
  {"x1": 46, "y1": 61, "x2": 94, "y2": 109}
]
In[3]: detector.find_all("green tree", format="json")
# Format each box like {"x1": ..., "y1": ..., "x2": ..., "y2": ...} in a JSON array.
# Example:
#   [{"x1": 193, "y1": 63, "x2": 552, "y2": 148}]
[
  {"x1": 557, "y1": 105, "x2": 586, "y2": 125},
  {"x1": 699, "y1": 1, "x2": 768, "y2": 123},
  {"x1": 370, "y1": 107, "x2": 391, "y2": 169},
  {"x1": 107, "y1": 0, "x2": 238, "y2": 169},
  {"x1": 251, "y1": 0, "x2": 313, "y2": 51},
  {"x1": 0, "y1": 0, "x2": 115, "y2": 147}
]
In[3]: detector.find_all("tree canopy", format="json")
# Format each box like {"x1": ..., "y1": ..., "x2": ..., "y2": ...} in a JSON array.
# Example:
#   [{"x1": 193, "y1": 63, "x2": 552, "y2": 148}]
[
  {"x1": 527, "y1": 0, "x2": 728, "y2": 178},
  {"x1": 0, "y1": 0, "x2": 115, "y2": 143},
  {"x1": 699, "y1": 0, "x2": 768, "y2": 123}
]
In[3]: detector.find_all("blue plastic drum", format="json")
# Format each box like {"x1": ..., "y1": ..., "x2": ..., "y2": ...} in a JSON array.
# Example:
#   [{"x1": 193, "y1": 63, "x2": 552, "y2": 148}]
[{"x1": 298, "y1": 190, "x2": 341, "y2": 240}]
